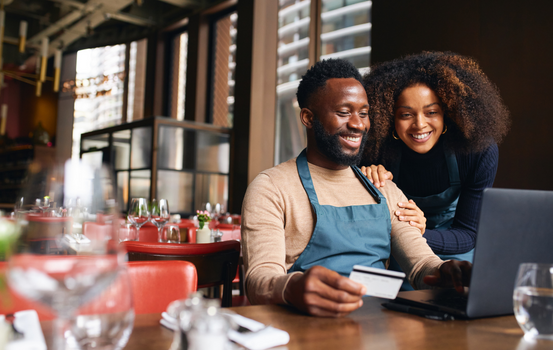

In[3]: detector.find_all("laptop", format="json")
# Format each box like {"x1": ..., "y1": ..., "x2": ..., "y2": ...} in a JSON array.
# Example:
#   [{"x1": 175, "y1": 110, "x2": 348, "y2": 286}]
[{"x1": 391, "y1": 188, "x2": 553, "y2": 319}]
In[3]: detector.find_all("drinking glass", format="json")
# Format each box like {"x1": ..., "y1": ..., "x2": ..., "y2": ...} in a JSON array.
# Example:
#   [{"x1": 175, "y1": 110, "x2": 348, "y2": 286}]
[
  {"x1": 150, "y1": 199, "x2": 170, "y2": 242},
  {"x1": 67, "y1": 266, "x2": 135, "y2": 350},
  {"x1": 6, "y1": 159, "x2": 130, "y2": 350},
  {"x1": 39, "y1": 196, "x2": 51, "y2": 213},
  {"x1": 513, "y1": 262, "x2": 553, "y2": 340},
  {"x1": 161, "y1": 224, "x2": 181, "y2": 243},
  {"x1": 118, "y1": 223, "x2": 138, "y2": 242},
  {"x1": 128, "y1": 198, "x2": 150, "y2": 240}
]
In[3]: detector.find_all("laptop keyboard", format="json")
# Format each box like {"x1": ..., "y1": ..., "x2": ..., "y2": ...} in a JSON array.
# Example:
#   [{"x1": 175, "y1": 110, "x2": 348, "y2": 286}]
[{"x1": 424, "y1": 290, "x2": 468, "y2": 310}]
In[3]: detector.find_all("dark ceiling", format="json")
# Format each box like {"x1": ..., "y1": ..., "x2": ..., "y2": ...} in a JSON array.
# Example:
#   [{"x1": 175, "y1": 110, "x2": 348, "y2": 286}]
[{"x1": 2, "y1": 0, "x2": 222, "y2": 67}]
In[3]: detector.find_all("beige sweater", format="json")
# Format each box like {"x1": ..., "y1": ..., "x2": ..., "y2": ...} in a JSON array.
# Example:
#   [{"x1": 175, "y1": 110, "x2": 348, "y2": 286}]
[{"x1": 241, "y1": 158, "x2": 444, "y2": 305}]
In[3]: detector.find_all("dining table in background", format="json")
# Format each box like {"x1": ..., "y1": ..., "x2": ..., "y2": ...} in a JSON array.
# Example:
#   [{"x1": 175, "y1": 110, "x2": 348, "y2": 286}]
[{"x1": 40, "y1": 296, "x2": 551, "y2": 350}]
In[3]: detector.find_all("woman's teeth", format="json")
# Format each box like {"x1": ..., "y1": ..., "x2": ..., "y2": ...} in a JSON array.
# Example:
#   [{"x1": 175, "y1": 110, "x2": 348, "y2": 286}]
[{"x1": 412, "y1": 132, "x2": 430, "y2": 139}]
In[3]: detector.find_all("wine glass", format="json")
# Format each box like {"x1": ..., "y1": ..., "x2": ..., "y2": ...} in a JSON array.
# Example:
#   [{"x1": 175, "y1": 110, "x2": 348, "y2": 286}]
[
  {"x1": 6, "y1": 159, "x2": 131, "y2": 350},
  {"x1": 67, "y1": 265, "x2": 134, "y2": 350},
  {"x1": 150, "y1": 199, "x2": 170, "y2": 242},
  {"x1": 127, "y1": 198, "x2": 150, "y2": 241}
]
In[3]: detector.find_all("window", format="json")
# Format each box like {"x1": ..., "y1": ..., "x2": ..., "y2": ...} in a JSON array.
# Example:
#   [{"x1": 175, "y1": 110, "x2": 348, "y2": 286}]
[
  {"x1": 72, "y1": 39, "x2": 148, "y2": 160},
  {"x1": 72, "y1": 44, "x2": 126, "y2": 160},
  {"x1": 209, "y1": 11, "x2": 238, "y2": 128},
  {"x1": 274, "y1": 0, "x2": 372, "y2": 164}
]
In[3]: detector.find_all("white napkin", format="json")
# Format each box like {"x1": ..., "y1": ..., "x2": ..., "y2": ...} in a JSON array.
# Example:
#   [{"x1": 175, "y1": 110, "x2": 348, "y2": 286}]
[
  {"x1": 161, "y1": 311, "x2": 178, "y2": 331},
  {"x1": 63, "y1": 233, "x2": 91, "y2": 245},
  {"x1": 226, "y1": 314, "x2": 289, "y2": 350},
  {"x1": 4, "y1": 310, "x2": 47, "y2": 350},
  {"x1": 160, "y1": 310, "x2": 290, "y2": 350}
]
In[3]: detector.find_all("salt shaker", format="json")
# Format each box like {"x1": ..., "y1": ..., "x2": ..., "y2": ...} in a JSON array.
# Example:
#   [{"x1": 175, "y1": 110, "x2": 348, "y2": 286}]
[{"x1": 186, "y1": 299, "x2": 230, "y2": 350}]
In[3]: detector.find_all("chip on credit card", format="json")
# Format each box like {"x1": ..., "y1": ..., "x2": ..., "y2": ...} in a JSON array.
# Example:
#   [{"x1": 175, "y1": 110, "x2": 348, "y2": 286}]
[{"x1": 348, "y1": 265, "x2": 406, "y2": 299}]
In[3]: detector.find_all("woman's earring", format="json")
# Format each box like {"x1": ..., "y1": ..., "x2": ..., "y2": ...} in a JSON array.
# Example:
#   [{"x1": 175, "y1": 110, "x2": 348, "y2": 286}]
[
  {"x1": 442, "y1": 125, "x2": 448, "y2": 135},
  {"x1": 392, "y1": 130, "x2": 399, "y2": 140}
]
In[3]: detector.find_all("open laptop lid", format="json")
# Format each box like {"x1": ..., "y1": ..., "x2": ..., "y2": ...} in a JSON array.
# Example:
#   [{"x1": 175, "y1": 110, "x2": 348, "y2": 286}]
[
  {"x1": 394, "y1": 188, "x2": 553, "y2": 319},
  {"x1": 465, "y1": 188, "x2": 553, "y2": 318}
]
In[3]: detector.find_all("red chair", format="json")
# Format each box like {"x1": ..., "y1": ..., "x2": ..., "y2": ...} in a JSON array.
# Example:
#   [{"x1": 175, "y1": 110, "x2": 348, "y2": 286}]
[
  {"x1": 82, "y1": 221, "x2": 114, "y2": 241},
  {"x1": 0, "y1": 258, "x2": 197, "y2": 319},
  {"x1": 219, "y1": 214, "x2": 241, "y2": 225},
  {"x1": 174, "y1": 221, "x2": 197, "y2": 243},
  {"x1": 121, "y1": 240, "x2": 240, "y2": 307},
  {"x1": 128, "y1": 260, "x2": 197, "y2": 314},
  {"x1": 0, "y1": 262, "x2": 55, "y2": 320},
  {"x1": 135, "y1": 222, "x2": 160, "y2": 242}
]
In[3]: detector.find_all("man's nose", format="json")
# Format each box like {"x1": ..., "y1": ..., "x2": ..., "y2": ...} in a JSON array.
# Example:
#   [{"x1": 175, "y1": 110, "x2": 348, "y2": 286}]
[{"x1": 348, "y1": 113, "x2": 366, "y2": 130}]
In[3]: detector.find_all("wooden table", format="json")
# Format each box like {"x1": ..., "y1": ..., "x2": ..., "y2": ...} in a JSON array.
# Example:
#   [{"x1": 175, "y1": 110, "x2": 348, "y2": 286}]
[{"x1": 41, "y1": 297, "x2": 552, "y2": 350}]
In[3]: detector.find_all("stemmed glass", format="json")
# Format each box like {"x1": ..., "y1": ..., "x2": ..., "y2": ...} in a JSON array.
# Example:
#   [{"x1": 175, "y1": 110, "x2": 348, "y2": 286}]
[
  {"x1": 68, "y1": 266, "x2": 134, "y2": 350},
  {"x1": 128, "y1": 198, "x2": 150, "y2": 241},
  {"x1": 150, "y1": 199, "x2": 170, "y2": 242},
  {"x1": 6, "y1": 159, "x2": 132, "y2": 350}
]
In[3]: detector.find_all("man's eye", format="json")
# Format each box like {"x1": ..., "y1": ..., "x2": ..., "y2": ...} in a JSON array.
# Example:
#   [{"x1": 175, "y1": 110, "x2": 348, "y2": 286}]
[
  {"x1": 337, "y1": 111, "x2": 350, "y2": 115},
  {"x1": 360, "y1": 112, "x2": 369, "y2": 118},
  {"x1": 401, "y1": 113, "x2": 411, "y2": 118}
]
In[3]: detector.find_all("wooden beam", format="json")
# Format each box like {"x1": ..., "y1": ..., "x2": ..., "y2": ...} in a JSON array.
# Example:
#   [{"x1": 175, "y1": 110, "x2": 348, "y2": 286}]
[
  {"x1": 184, "y1": 13, "x2": 209, "y2": 123},
  {"x1": 230, "y1": 0, "x2": 278, "y2": 213}
]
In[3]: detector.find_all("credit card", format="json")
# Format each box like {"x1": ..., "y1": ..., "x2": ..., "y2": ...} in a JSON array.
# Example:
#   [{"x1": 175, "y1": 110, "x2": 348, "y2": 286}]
[{"x1": 349, "y1": 265, "x2": 406, "y2": 299}]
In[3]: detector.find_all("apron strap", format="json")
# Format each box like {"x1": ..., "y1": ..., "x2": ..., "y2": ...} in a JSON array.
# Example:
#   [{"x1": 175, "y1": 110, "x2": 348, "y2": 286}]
[
  {"x1": 444, "y1": 144, "x2": 461, "y2": 186},
  {"x1": 296, "y1": 149, "x2": 320, "y2": 205},
  {"x1": 352, "y1": 166, "x2": 382, "y2": 204}
]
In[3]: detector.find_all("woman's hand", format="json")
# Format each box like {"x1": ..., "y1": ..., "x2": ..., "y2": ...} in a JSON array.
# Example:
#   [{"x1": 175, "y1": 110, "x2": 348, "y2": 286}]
[
  {"x1": 359, "y1": 165, "x2": 393, "y2": 188},
  {"x1": 395, "y1": 199, "x2": 426, "y2": 234}
]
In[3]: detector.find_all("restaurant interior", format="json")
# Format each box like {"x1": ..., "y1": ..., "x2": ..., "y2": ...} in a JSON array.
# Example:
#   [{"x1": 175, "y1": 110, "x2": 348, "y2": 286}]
[{"x1": 0, "y1": 0, "x2": 552, "y2": 349}]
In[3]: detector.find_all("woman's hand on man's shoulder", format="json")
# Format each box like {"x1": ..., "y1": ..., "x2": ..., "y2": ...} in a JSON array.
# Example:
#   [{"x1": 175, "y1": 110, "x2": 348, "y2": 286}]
[{"x1": 359, "y1": 164, "x2": 393, "y2": 188}]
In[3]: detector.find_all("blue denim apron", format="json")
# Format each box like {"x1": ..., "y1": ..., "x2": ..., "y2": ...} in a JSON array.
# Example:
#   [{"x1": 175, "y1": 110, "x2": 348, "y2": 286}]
[
  {"x1": 389, "y1": 143, "x2": 474, "y2": 290},
  {"x1": 288, "y1": 150, "x2": 391, "y2": 277}
]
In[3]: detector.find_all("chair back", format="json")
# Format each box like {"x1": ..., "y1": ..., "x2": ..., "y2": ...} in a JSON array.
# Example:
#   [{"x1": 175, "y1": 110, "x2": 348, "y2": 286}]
[
  {"x1": 215, "y1": 224, "x2": 241, "y2": 241},
  {"x1": 135, "y1": 222, "x2": 160, "y2": 242},
  {"x1": 82, "y1": 221, "x2": 113, "y2": 241},
  {"x1": 128, "y1": 260, "x2": 197, "y2": 314},
  {"x1": 0, "y1": 262, "x2": 55, "y2": 320},
  {"x1": 0, "y1": 258, "x2": 197, "y2": 319},
  {"x1": 121, "y1": 240, "x2": 240, "y2": 307}
]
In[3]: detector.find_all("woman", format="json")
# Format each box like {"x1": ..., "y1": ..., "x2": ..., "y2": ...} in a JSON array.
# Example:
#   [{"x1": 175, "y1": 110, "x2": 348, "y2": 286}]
[{"x1": 361, "y1": 51, "x2": 510, "y2": 273}]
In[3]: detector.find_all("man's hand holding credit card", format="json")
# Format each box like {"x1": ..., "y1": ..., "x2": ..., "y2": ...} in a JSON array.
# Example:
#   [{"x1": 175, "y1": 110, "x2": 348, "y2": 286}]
[{"x1": 349, "y1": 265, "x2": 406, "y2": 299}]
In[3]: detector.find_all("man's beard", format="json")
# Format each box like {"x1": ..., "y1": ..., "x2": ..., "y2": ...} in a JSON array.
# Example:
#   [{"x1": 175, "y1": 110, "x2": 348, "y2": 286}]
[{"x1": 312, "y1": 118, "x2": 368, "y2": 167}]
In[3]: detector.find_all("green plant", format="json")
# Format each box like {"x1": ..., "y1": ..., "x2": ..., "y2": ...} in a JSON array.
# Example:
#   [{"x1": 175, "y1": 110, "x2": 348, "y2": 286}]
[{"x1": 196, "y1": 210, "x2": 211, "y2": 230}]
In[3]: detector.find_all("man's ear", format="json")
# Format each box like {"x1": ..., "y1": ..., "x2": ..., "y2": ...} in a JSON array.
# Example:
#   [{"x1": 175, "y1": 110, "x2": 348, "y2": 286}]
[{"x1": 300, "y1": 108, "x2": 314, "y2": 129}]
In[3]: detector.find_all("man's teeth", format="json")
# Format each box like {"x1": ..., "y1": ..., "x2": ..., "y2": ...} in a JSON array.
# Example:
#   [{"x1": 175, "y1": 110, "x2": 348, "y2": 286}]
[
  {"x1": 412, "y1": 132, "x2": 430, "y2": 139},
  {"x1": 343, "y1": 136, "x2": 360, "y2": 142}
]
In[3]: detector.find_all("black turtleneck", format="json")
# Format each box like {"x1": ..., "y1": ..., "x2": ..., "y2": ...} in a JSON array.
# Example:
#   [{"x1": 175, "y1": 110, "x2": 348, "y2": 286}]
[{"x1": 384, "y1": 140, "x2": 499, "y2": 255}]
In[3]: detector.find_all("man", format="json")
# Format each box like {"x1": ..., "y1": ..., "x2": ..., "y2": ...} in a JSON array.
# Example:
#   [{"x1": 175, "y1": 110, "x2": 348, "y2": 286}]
[{"x1": 241, "y1": 59, "x2": 471, "y2": 317}]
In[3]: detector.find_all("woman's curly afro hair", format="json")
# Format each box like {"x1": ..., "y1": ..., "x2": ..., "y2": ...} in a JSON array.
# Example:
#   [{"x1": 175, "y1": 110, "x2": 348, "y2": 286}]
[{"x1": 362, "y1": 51, "x2": 510, "y2": 164}]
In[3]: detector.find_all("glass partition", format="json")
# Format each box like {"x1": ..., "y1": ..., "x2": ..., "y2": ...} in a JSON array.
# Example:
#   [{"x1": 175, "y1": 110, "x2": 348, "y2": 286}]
[
  {"x1": 158, "y1": 126, "x2": 184, "y2": 170},
  {"x1": 80, "y1": 117, "x2": 230, "y2": 215},
  {"x1": 157, "y1": 170, "x2": 194, "y2": 213},
  {"x1": 113, "y1": 130, "x2": 131, "y2": 170},
  {"x1": 81, "y1": 133, "x2": 109, "y2": 152},
  {"x1": 130, "y1": 127, "x2": 152, "y2": 169}
]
